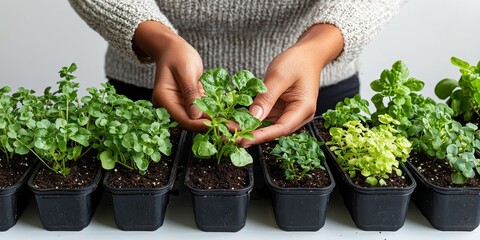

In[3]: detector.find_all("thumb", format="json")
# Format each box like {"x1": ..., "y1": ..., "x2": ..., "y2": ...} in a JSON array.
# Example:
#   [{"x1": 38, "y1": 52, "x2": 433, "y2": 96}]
[{"x1": 249, "y1": 75, "x2": 286, "y2": 120}]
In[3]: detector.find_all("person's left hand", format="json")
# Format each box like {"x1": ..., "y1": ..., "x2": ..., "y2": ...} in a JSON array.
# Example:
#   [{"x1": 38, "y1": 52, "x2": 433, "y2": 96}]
[{"x1": 239, "y1": 24, "x2": 344, "y2": 147}]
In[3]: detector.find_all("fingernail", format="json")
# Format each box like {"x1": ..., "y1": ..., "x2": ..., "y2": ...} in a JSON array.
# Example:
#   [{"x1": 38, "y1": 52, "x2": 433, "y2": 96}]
[
  {"x1": 251, "y1": 105, "x2": 263, "y2": 119},
  {"x1": 188, "y1": 105, "x2": 202, "y2": 119}
]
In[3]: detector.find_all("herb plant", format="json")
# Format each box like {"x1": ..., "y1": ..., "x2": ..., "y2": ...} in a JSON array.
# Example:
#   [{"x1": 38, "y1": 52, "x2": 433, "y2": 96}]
[
  {"x1": 327, "y1": 114, "x2": 412, "y2": 186},
  {"x1": 435, "y1": 56, "x2": 480, "y2": 121},
  {"x1": 373, "y1": 60, "x2": 480, "y2": 184},
  {"x1": 408, "y1": 101, "x2": 480, "y2": 183},
  {"x1": 322, "y1": 94, "x2": 371, "y2": 129},
  {"x1": 11, "y1": 64, "x2": 94, "y2": 177},
  {"x1": 370, "y1": 61, "x2": 425, "y2": 131},
  {"x1": 192, "y1": 69, "x2": 266, "y2": 167},
  {"x1": 270, "y1": 131, "x2": 325, "y2": 181},
  {"x1": 0, "y1": 86, "x2": 19, "y2": 164},
  {"x1": 84, "y1": 83, "x2": 177, "y2": 174}
]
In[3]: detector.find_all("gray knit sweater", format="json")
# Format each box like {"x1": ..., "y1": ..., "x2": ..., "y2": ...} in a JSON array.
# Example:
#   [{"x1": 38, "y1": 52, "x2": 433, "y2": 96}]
[{"x1": 69, "y1": 0, "x2": 405, "y2": 89}]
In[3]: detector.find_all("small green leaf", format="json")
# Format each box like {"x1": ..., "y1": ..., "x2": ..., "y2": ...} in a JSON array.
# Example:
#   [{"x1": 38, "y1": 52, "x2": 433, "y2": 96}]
[
  {"x1": 200, "y1": 68, "x2": 230, "y2": 95},
  {"x1": 230, "y1": 147, "x2": 253, "y2": 167},
  {"x1": 232, "y1": 109, "x2": 261, "y2": 131},
  {"x1": 451, "y1": 57, "x2": 471, "y2": 70},
  {"x1": 151, "y1": 151, "x2": 161, "y2": 162},
  {"x1": 99, "y1": 151, "x2": 116, "y2": 170},
  {"x1": 241, "y1": 77, "x2": 267, "y2": 96},
  {"x1": 405, "y1": 78, "x2": 424, "y2": 91},
  {"x1": 451, "y1": 171, "x2": 467, "y2": 184},
  {"x1": 239, "y1": 132, "x2": 254, "y2": 140},
  {"x1": 192, "y1": 134, "x2": 217, "y2": 158},
  {"x1": 232, "y1": 70, "x2": 255, "y2": 91},
  {"x1": 435, "y1": 78, "x2": 459, "y2": 100},
  {"x1": 366, "y1": 176, "x2": 378, "y2": 186},
  {"x1": 71, "y1": 134, "x2": 89, "y2": 147},
  {"x1": 370, "y1": 80, "x2": 383, "y2": 92},
  {"x1": 68, "y1": 63, "x2": 77, "y2": 72}
]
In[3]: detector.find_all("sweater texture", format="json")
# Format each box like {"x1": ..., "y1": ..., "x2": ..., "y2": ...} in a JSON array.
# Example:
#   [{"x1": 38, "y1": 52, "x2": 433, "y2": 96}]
[{"x1": 69, "y1": 0, "x2": 406, "y2": 89}]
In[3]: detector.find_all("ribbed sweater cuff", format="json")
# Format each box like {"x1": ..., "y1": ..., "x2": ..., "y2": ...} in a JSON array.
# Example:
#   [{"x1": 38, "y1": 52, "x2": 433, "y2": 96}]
[
  {"x1": 302, "y1": 0, "x2": 406, "y2": 64},
  {"x1": 69, "y1": 0, "x2": 177, "y2": 64}
]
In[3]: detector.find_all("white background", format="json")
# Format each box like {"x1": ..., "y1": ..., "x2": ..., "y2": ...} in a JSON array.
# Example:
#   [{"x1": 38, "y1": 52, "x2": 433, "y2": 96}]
[{"x1": 1, "y1": 0, "x2": 480, "y2": 239}]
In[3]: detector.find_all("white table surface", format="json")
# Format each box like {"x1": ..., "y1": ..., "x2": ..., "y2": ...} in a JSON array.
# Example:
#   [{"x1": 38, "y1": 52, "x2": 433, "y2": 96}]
[{"x1": 1, "y1": 183, "x2": 479, "y2": 240}]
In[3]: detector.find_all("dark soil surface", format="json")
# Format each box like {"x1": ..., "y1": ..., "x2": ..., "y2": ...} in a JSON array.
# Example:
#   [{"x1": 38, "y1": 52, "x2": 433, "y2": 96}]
[
  {"x1": 0, "y1": 153, "x2": 33, "y2": 189},
  {"x1": 186, "y1": 158, "x2": 249, "y2": 190},
  {"x1": 106, "y1": 128, "x2": 182, "y2": 189},
  {"x1": 260, "y1": 141, "x2": 331, "y2": 188},
  {"x1": 313, "y1": 119, "x2": 332, "y2": 142},
  {"x1": 409, "y1": 152, "x2": 480, "y2": 188},
  {"x1": 313, "y1": 118, "x2": 411, "y2": 188},
  {"x1": 31, "y1": 151, "x2": 99, "y2": 189}
]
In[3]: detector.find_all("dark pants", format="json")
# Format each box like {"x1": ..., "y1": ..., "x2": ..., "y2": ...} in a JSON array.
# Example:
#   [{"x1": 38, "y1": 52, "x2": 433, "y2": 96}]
[
  {"x1": 315, "y1": 73, "x2": 360, "y2": 116},
  {"x1": 108, "y1": 73, "x2": 360, "y2": 116}
]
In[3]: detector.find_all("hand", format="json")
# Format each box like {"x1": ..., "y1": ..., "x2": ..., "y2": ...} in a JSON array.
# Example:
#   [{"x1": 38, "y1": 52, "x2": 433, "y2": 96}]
[
  {"x1": 240, "y1": 24, "x2": 344, "y2": 146},
  {"x1": 133, "y1": 21, "x2": 207, "y2": 131}
]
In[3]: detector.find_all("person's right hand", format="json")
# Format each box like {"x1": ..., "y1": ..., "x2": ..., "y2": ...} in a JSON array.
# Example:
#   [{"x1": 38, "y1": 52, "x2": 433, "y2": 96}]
[{"x1": 133, "y1": 21, "x2": 207, "y2": 131}]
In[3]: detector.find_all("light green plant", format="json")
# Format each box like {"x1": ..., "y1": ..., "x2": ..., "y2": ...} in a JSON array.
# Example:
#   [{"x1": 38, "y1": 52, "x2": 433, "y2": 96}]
[{"x1": 327, "y1": 114, "x2": 412, "y2": 186}]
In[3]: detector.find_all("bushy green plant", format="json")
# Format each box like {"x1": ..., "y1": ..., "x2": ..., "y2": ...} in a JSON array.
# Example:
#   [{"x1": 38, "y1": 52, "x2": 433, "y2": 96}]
[
  {"x1": 270, "y1": 131, "x2": 325, "y2": 181},
  {"x1": 327, "y1": 114, "x2": 412, "y2": 186},
  {"x1": 370, "y1": 61, "x2": 425, "y2": 131},
  {"x1": 7, "y1": 64, "x2": 94, "y2": 176},
  {"x1": 84, "y1": 83, "x2": 177, "y2": 174},
  {"x1": 374, "y1": 60, "x2": 480, "y2": 184},
  {"x1": 322, "y1": 94, "x2": 370, "y2": 129},
  {"x1": 192, "y1": 69, "x2": 266, "y2": 167},
  {"x1": 0, "y1": 86, "x2": 19, "y2": 164},
  {"x1": 408, "y1": 100, "x2": 480, "y2": 183},
  {"x1": 435, "y1": 56, "x2": 480, "y2": 121}
]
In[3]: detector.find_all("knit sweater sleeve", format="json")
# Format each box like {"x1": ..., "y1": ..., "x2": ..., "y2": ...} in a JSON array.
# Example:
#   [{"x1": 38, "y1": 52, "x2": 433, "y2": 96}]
[
  {"x1": 304, "y1": 0, "x2": 407, "y2": 63},
  {"x1": 68, "y1": 0, "x2": 176, "y2": 63}
]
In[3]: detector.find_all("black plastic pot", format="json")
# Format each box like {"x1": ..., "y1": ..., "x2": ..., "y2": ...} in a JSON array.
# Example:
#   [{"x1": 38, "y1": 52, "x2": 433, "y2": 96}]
[
  {"x1": 406, "y1": 161, "x2": 480, "y2": 231},
  {"x1": 255, "y1": 144, "x2": 335, "y2": 231},
  {"x1": 184, "y1": 152, "x2": 254, "y2": 232},
  {"x1": 0, "y1": 160, "x2": 36, "y2": 231},
  {"x1": 311, "y1": 117, "x2": 416, "y2": 231},
  {"x1": 103, "y1": 130, "x2": 186, "y2": 231},
  {"x1": 27, "y1": 164, "x2": 103, "y2": 231}
]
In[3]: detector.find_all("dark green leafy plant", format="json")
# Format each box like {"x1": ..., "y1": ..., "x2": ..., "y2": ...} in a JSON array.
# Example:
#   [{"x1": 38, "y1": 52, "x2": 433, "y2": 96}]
[
  {"x1": 84, "y1": 83, "x2": 177, "y2": 174},
  {"x1": 192, "y1": 69, "x2": 266, "y2": 167},
  {"x1": 270, "y1": 131, "x2": 325, "y2": 181},
  {"x1": 327, "y1": 114, "x2": 412, "y2": 186},
  {"x1": 370, "y1": 61, "x2": 424, "y2": 131},
  {"x1": 322, "y1": 94, "x2": 371, "y2": 129},
  {"x1": 435, "y1": 56, "x2": 480, "y2": 121}
]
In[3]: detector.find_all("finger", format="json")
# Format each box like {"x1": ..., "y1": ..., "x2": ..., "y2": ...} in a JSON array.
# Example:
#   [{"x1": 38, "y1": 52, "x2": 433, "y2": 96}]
[
  {"x1": 152, "y1": 67, "x2": 208, "y2": 132},
  {"x1": 249, "y1": 72, "x2": 291, "y2": 120},
  {"x1": 240, "y1": 100, "x2": 315, "y2": 147},
  {"x1": 171, "y1": 64, "x2": 203, "y2": 119}
]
